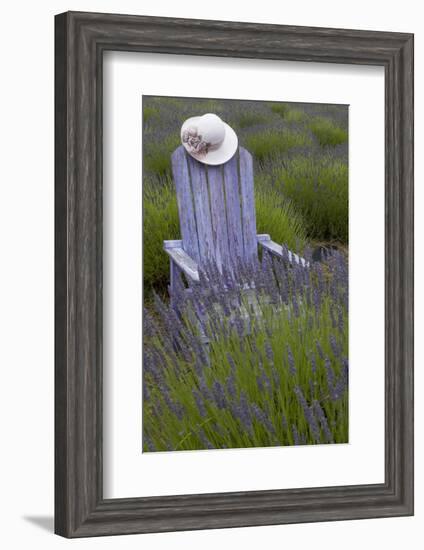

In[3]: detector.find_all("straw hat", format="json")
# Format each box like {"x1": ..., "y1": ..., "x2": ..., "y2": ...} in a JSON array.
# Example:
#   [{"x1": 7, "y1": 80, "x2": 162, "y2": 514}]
[{"x1": 180, "y1": 113, "x2": 238, "y2": 165}]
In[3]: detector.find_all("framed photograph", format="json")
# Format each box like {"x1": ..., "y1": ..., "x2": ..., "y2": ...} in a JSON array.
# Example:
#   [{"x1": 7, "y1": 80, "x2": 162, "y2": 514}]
[{"x1": 55, "y1": 11, "x2": 414, "y2": 537}]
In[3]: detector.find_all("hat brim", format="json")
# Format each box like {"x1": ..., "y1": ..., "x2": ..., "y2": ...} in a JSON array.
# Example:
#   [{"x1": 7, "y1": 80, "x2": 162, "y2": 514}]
[{"x1": 181, "y1": 116, "x2": 238, "y2": 166}]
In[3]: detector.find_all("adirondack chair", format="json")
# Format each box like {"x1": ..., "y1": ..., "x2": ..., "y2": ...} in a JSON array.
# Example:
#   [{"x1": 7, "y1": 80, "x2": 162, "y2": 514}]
[{"x1": 163, "y1": 145, "x2": 307, "y2": 301}]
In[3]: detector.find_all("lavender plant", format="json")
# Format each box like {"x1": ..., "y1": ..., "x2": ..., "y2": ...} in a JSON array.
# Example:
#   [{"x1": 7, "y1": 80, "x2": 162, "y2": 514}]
[{"x1": 143, "y1": 250, "x2": 348, "y2": 452}]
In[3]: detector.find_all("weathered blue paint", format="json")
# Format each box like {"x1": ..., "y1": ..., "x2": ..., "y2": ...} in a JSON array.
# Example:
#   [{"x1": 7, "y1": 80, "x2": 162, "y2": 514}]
[
  {"x1": 186, "y1": 153, "x2": 214, "y2": 262},
  {"x1": 222, "y1": 152, "x2": 245, "y2": 266},
  {"x1": 171, "y1": 147, "x2": 200, "y2": 262},
  {"x1": 206, "y1": 164, "x2": 231, "y2": 271},
  {"x1": 165, "y1": 145, "x2": 307, "y2": 295}
]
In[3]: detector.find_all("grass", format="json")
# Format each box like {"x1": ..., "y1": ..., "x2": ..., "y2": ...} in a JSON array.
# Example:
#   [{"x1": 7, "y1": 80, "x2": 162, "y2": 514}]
[
  {"x1": 255, "y1": 187, "x2": 307, "y2": 251},
  {"x1": 309, "y1": 117, "x2": 348, "y2": 147},
  {"x1": 236, "y1": 111, "x2": 270, "y2": 129},
  {"x1": 259, "y1": 154, "x2": 348, "y2": 242},
  {"x1": 269, "y1": 102, "x2": 306, "y2": 124},
  {"x1": 245, "y1": 129, "x2": 312, "y2": 164},
  {"x1": 285, "y1": 109, "x2": 306, "y2": 123}
]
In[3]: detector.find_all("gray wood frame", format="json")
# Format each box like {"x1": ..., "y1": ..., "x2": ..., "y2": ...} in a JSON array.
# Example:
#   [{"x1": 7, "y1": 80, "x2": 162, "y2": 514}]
[{"x1": 55, "y1": 11, "x2": 414, "y2": 538}]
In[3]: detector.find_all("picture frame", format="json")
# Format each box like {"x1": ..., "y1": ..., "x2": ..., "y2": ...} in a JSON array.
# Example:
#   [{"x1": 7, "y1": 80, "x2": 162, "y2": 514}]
[{"x1": 54, "y1": 11, "x2": 414, "y2": 538}]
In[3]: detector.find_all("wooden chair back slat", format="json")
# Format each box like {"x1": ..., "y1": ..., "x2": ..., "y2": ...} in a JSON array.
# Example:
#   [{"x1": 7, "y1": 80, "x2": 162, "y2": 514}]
[
  {"x1": 239, "y1": 147, "x2": 258, "y2": 265},
  {"x1": 171, "y1": 147, "x2": 201, "y2": 262},
  {"x1": 207, "y1": 164, "x2": 231, "y2": 271}
]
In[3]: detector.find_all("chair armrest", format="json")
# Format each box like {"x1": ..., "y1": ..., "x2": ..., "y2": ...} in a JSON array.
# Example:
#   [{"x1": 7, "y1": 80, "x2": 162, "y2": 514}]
[
  {"x1": 163, "y1": 240, "x2": 199, "y2": 282},
  {"x1": 257, "y1": 234, "x2": 309, "y2": 268}
]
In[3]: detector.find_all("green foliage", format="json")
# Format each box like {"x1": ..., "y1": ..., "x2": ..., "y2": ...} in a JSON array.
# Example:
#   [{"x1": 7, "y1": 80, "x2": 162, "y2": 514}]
[
  {"x1": 261, "y1": 155, "x2": 348, "y2": 242},
  {"x1": 143, "y1": 134, "x2": 180, "y2": 177},
  {"x1": 284, "y1": 108, "x2": 306, "y2": 123},
  {"x1": 269, "y1": 102, "x2": 306, "y2": 124},
  {"x1": 309, "y1": 117, "x2": 348, "y2": 147},
  {"x1": 143, "y1": 176, "x2": 180, "y2": 293},
  {"x1": 245, "y1": 129, "x2": 312, "y2": 163},
  {"x1": 255, "y1": 187, "x2": 307, "y2": 251},
  {"x1": 270, "y1": 102, "x2": 290, "y2": 118},
  {"x1": 236, "y1": 111, "x2": 270, "y2": 129}
]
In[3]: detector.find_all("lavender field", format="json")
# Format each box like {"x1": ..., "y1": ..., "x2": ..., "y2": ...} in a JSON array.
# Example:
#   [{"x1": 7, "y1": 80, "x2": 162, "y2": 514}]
[{"x1": 143, "y1": 96, "x2": 349, "y2": 452}]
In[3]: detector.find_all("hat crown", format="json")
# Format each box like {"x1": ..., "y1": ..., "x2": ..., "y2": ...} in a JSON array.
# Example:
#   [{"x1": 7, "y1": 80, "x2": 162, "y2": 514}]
[
  {"x1": 197, "y1": 113, "x2": 226, "y2": 146},
  {"x1": 181, "y1": 112, "x2": 238, "y2": 165}
]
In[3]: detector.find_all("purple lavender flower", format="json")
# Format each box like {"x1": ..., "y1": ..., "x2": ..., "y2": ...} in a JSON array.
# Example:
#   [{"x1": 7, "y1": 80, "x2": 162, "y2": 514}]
[
  {"x1": 264, "y1": 322, "x2": 273, "y2": 340},
  {"x1": 273, "y1": 368, "x2": 281, "y2": 388},
  {"x1": 143, "y1": 383, "x2": 150, "y2": 402},
  {"x1": 337, "y1": 307, "x2": 345, "y2": 333},
  {"x1": 305, "y1": 287, "x2": 312, "y2": 308},
  {"x1": 234, "y1": 391, "x2": 253, "y2": 436},
  {"x1": 331, "y1": 358, "x2": 349, "y2": 401},
  {"x1": 226, "y1": 351, "x2": 237, "y2": 374},
  {"x1": 256, "y1": 375, "x2": 264, "y2": 393},
  {"x1": 324, "y1": 357, "x2": 336, "y2": 398},
  {"x1": 212, "y1": 422, "x2": 226, "y2": 438},
  {"x1": 292, "y1": 425, "x2": 300, "y2": 446},
  {"x1": 309, "y1": 379, "x2": 315, "y2": 399},
  {"x1": 309, "y1": 350, "x2": 317, "y2": 375},
  {"x1": 226, "y1": 373, "x2": 237, "y2": 399},
  {"x1": 303, "y1": 245, "x2": 313, "y2": 265},
  {"x1": 152, "y1": 402, "x2": 163, "y2": 418},
  {"x1": 165, "y1": 396, "x2": 185, "y2": 421},
  {"x1": 234, "y1": 315, "x2": 245, "y2": 339},
  {"x1": 287, "y1": 344, "x2": 296, "y2": 376},
  {"x1": 293, "y1": 264, "x2": 304, "y2": 294},
  {"x1": 261, "y1": 368, "x2": 273, "y2": 396},
  {"x1": 274, "y1": 261, "x2": 288, "y2": 303},
  {"x1": 292, "y1": 292, "x2": 300, "y2": 318},
  {"x1": 198, "y1": 374, "x2": 212, "y2": 401},
  {"x1": 330, "y1": 305, "x2": 337, "y2": 329},
  {"x1": 251, "y1": 403, "x2": 276, "y2": 435},
  {"x1": 313, "y1": 400, "x2": 334, "y2": 443},
  {"x1": 193, "y1": 389, "x2": 207, "y2": 418},
  {"x1": 143, "y1": 434, "x2": 156, "y2": 452},
  {"x1": 316, "y1": 263, "x2": 325, "y2": 295},
  {"x1": 212, "y1": 380, "x2": 227, "y2": 409},
  {"x1": 342, "y1": 357, "x2": 349, "y2": 380},
  {"x1": 265, "y1": 340, "x2": 274, "y2": 367},
  {"x1": 198, "y1": 428, "x2": 214, "y2": 449},
  {"x1": 293, "y1": 385, "x2": 320, "y2": 443},
  {"x1": 313, "y1": 288, "x2": 321, "y2": 313},
  {"x1": 329, "y1": 334, "x2": 341, "y2": 358},
  {"x1": 143, "y1": 309, "x2": 157, "y2": 338},
  {"x1": 316, "y1": 339, "x2": 325, "y2": 360}
]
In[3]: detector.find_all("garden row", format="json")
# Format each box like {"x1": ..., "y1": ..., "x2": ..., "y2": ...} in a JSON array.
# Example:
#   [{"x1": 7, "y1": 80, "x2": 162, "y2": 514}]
[{"x1": 143, "y1": 249, "x2": 349, "y2": 451}]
